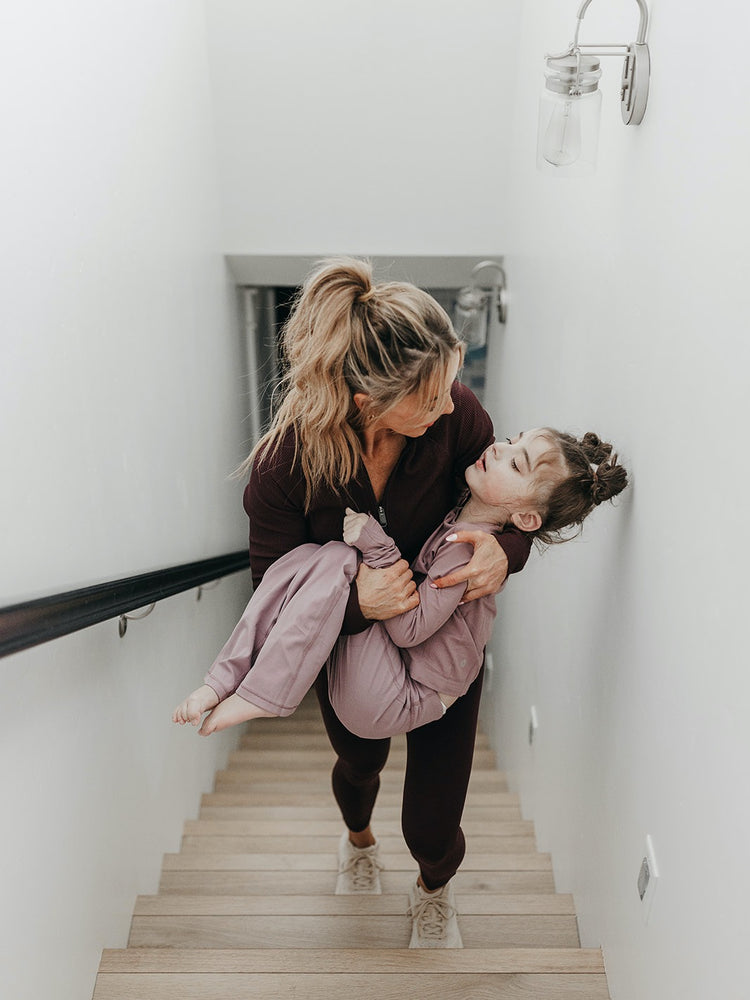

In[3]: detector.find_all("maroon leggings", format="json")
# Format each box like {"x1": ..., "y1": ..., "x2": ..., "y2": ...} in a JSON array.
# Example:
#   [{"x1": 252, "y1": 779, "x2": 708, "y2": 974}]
[{"x1": 314, "y1": 664, "x2": 484, "y2": 891}]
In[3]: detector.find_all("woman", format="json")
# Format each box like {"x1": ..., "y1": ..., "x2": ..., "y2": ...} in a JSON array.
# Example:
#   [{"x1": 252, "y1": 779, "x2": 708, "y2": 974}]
[{"x1": 239, "y1": 257, "x2": 531, "y2": 948}]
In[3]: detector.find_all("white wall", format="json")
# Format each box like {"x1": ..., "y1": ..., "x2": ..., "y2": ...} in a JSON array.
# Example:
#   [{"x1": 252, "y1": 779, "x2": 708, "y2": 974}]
[
  {"x1": 480, "y1": 3, "x2": 750, "y2": 999},
  {"x1": 5, "y1": 1, "x2": 746, "y2": 996},
  {"x1": 0, "y1": 3, "x2": 252, "y2": 997},
  {"x1": 204, "y1": 0, "x2": 521, "y2": 255}
]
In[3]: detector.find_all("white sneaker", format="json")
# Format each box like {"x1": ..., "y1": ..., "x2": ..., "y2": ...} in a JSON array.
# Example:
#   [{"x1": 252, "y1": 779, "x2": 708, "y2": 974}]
[
  {"x1": 335, "y1": 831, "x2": 384, "y2": 894},
  {"x1": 407, "y1": 880, "x2": 463, "y2": 948}
]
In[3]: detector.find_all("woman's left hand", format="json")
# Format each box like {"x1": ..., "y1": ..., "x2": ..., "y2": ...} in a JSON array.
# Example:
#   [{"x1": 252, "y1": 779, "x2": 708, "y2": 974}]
[{"x1": 431, "y1": 530, "x2": 508, "y2": 602}]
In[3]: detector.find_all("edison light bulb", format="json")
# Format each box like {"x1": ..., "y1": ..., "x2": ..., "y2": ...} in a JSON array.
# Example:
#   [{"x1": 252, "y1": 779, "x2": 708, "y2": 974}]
[
  {"x1": 537, "y1": 55, "x2": 601, "y2": 176},
  {"x1": 542, "y1": 99, "x2": 581, "y2": 167}
]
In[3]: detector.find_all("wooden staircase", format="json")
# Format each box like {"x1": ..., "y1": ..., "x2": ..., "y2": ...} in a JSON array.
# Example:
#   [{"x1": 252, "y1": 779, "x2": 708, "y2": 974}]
[{"x1": 93, "y1": 695, "x2": 610, "y2": 998}]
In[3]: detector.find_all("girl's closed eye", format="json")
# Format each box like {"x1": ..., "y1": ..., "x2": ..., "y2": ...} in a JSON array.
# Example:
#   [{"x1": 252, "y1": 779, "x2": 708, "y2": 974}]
[{"x1": 504, "y1": 439, "x2": 519, "y2": 471}]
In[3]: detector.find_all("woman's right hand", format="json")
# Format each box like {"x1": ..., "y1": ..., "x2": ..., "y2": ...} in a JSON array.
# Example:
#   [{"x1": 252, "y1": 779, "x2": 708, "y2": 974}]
[{"x1": 356, "y1": 560, "x2": 419, "y2": 620}]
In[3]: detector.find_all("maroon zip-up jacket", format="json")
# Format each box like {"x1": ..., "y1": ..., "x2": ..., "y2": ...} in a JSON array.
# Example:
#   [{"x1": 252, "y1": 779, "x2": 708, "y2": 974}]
[{"x1": 243, "y1": 381, "x2": 531, "y2": 634}]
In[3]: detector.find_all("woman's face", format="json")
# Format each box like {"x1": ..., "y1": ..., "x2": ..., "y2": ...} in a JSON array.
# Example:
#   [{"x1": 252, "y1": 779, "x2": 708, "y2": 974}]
[{"x1": 372, "y1": 352, "x2": 461, "y2": 438}]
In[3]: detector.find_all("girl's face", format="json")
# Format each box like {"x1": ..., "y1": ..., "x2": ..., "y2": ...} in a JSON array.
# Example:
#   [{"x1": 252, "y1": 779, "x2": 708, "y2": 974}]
[
  {"x1": 465, "y1": 429, "x2": 564, "y2": 520},
  {"x1": 369, "y1": 352, "x2": 461, "y2": 438}
]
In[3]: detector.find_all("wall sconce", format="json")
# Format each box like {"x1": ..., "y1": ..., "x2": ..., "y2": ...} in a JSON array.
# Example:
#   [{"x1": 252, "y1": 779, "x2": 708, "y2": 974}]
[
  {"x1": 537, "y1": 0, "x2": 651, "y2": 175},
  {"x1": 453, "y1": 261, "x2": 507, "y2": 348}
]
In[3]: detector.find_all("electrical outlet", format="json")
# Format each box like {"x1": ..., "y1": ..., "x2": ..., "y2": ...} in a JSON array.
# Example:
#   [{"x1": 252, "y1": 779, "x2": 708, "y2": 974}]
[
  {"x1": 638, "y1": 835, "x2": 659, "y2": 923},
  {"x1": 528, "y1": 705, "x2": 539, "y2": 745},
  {"x1": 484, "y1": 651, "x2": 494, "y2": 692}
]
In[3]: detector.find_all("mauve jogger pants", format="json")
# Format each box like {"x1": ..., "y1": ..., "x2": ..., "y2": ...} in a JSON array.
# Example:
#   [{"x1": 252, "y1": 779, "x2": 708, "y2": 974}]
[{"x1": 314, "y1": 662, "x2": 484, "y2": 891}]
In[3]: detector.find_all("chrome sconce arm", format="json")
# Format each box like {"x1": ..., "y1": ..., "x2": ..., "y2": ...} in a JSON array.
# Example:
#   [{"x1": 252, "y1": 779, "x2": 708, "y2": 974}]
[
  {"x1": 538, "y1": 0, "x2": 651, "y2": 173},
  {"x1": 549, "y1": 0, "x2": 650, "y2": 125},
  {"x1": 453, "y1": 260, "x2": 507, "y2": 348}
]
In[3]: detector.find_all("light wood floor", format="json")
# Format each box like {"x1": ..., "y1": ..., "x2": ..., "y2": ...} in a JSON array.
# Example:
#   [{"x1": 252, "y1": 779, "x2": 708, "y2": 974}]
[{"x1": 93, "y1": 696, "x2": 610, "y2": 999}]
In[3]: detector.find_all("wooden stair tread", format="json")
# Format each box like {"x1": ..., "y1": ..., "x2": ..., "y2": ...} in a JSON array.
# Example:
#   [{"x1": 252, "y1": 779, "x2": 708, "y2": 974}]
[
  {"x1": 198, "y1": 804, "x2": 523, "y2": 821},
  {"x1": 159, "y1": 870, "x2": 559, "y2": 896},
  {"x1": 213, "y1": 771, "x2": 508, "y2": 788},
  {"x1": 161, "y1": 851, "x2": 553, "y2": 871},
  {"x1": 127, "y1": 913, "x2": 581, "y2": 949},
  {"x1": 184, "y1": 818, "x2": 533, "y2": 836},
  {"x1": 226, "y1": 748, "x2": 498, "y2": 767},
  {"x1": 180, "y1": 835, "x2": 538, "y2": 854},
  {"x1": 91, "y1": 693, "x2": 610, "y2": 999},
  {"x1": 199, "y1": 798, "x2": 519, "y2": 812},
  {"x1": 202, "y1": 788, "x2": 517, "y2": 806},
  {"x1": 94, "y1": 972, "x2": 610, "y2": 999},
  {"x1": 134, "y1": 893, "x2": 576, "y2": 916},
  {"x1": 237, "y1": 719, "x2": 342, "y2": 734},
  {"x1": 99, "y1": 946, "x2": 605, "y2": 973},
  {"x1": 239, "y1": 732, "x2": 493, "y2": 750}
]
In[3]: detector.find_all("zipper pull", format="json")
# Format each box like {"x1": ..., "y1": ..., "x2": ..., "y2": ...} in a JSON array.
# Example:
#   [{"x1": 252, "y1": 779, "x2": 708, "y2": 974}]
[{"x1": 377, "y1": 505, "x2": 388, "y2": 527}]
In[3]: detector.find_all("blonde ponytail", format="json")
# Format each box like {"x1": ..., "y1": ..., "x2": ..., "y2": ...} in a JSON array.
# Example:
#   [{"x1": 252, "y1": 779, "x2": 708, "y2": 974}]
[{"x1": 237, "y1": 258, "x2": 462, "y2": 508}]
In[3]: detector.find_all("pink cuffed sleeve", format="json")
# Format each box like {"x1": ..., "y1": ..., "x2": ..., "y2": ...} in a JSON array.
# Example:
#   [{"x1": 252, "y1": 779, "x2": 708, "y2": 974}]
[
  {"x1": 382, "y1": 540, "x2": 473, "y2": 648},
  {"x1": 351, "y1": 515, "x2": 402, "y2": 568}
]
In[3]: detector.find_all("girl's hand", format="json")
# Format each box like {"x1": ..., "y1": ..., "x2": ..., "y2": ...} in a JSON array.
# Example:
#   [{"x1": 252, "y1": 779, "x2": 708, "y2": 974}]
[
  {"x1": 431, "y1": 530, "x2": 508, "y2": 603},
  {"x1": 356, "y1": 560, "x2": 419, "y2": 620},
  {"x1": 343, "y1": 507, "x2": 369, "y2": 547}
]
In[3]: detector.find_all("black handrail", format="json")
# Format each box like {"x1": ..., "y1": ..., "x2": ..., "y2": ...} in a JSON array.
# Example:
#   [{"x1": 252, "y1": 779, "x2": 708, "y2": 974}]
[{"x1": 0, "y1": 550, "x2": 250, "y2": 660}]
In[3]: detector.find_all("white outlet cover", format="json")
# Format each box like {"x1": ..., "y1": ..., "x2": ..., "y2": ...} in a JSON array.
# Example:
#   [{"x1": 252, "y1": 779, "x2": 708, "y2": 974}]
[
  {"x1": 638, "y1": 834, "x2": 659, "y2": 923},
  {"x1": 529, "y1": 705, "x2": 539, "y2": 745},
  {"x1": 484, "y1": 652, "x2": 494, "y2": 692}
]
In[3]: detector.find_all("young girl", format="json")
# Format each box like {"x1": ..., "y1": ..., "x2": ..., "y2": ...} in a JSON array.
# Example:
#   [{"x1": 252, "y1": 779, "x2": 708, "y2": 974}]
[{"x1": 173, "y1": 427, "x2": 627, "y2": 739}]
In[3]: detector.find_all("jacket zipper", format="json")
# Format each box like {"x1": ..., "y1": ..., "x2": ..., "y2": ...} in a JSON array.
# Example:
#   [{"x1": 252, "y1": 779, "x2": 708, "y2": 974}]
[{"x1": 363, "y1": 440, "x2": 410, "y2": 532}]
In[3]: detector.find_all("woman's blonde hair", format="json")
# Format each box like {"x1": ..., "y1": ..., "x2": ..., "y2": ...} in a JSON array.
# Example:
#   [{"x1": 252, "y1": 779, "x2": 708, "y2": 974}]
[{"x1": 239, "y1": 257, "x2": 463, "y2": 507}]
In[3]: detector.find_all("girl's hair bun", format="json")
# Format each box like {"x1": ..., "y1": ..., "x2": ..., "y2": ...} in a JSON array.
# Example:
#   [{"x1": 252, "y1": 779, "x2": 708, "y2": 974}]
[
  {"x1": 533, "y1": 428, "x2": 628, "y2": 544},
  {"x1": 581, "y1": 432, "x2": 612, "y2": 466},
  {"x1": 583, "y1": 432, "x2": 628, "y2": 506},
  {"x1": 591, "y1": 459, "x2": 628, "y2": 505}
]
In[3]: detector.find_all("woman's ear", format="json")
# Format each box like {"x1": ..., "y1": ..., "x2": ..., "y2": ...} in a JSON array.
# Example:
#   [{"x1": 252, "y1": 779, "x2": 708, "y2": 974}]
[
  {"x1": 352, "y1": 392, "x2": 370, "y2": 413},
  {"x1": 511, "y1": 510, "x2": 542, "y2": 533}
]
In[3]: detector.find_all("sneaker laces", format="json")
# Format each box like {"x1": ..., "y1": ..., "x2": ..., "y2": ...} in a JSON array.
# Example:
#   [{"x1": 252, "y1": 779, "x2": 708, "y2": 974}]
[
  {"x1": 339, "y1": 846, "x2": 384, "y2": 891},
  {"x1": 407, "y1": 889, "x2": 456, "y2": 941}
]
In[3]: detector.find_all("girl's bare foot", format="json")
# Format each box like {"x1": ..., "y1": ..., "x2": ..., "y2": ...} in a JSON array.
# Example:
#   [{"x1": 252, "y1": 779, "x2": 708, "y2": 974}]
[
  {"x1": 172, "y1": 685, "x2": 219, "y2": 726},
  {"x1": 198, "y1": 692, "x2": 276, "y2": 736}
]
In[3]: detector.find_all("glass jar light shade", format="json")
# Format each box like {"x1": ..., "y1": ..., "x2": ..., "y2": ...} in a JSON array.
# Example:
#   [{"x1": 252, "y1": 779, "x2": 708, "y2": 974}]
[{"x1": 537, "y1": 55, "x2": 602, "y2": 175}]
